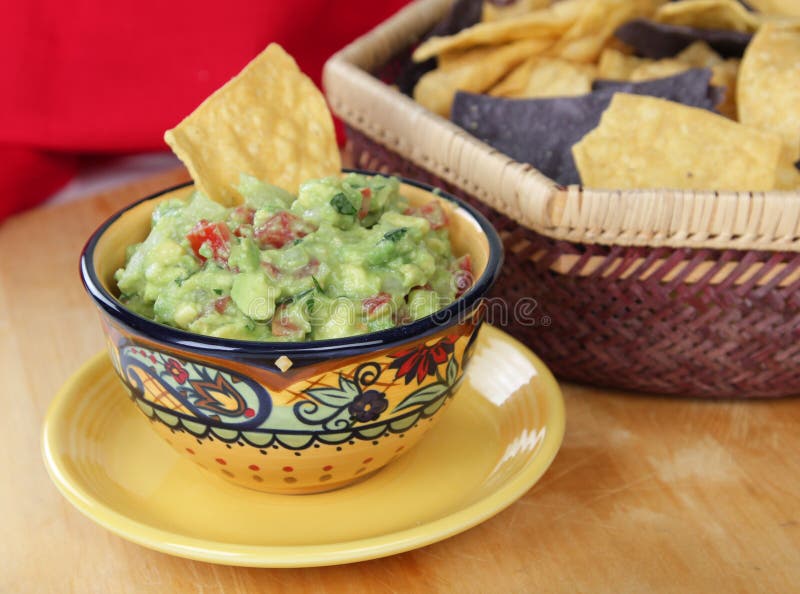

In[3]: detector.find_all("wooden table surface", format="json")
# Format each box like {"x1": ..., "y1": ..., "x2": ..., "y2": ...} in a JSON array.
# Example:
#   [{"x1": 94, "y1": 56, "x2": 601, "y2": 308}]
[{"x1": 2, "y1": 167, "x2": 800, "y2": 594}]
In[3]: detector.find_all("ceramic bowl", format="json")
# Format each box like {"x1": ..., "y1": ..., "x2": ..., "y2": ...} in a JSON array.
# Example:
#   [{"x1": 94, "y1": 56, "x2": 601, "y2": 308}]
[{"x1": 80, "y1": 172, "x2": 503, "y2": 494}]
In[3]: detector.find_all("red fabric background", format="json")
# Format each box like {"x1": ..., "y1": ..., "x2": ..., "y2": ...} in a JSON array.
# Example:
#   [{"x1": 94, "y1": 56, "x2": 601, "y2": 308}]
[{"x1": 0, "y1": 1, "x2": 410, "y2": 221}]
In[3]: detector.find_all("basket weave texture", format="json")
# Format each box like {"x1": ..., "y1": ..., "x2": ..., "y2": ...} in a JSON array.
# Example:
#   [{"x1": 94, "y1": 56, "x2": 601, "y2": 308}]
[{"x1": 324, "y1": 0, "x2": 800, "y2": 397}]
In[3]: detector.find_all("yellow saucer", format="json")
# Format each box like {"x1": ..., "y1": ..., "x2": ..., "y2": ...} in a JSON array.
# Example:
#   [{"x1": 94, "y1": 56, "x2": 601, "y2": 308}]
[{"x1": 42, "y1": 325, "x2": 564, "y2": 567}]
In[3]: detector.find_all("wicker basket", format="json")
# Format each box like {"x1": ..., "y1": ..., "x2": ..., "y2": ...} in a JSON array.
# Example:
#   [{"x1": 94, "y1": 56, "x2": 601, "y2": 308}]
[{"x1": 323, "y1": 0, "x2": 800, "y2": 398}]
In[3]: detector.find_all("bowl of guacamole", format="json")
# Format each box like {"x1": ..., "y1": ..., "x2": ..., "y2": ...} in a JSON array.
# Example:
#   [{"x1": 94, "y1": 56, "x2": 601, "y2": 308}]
[
  {"x1": 113, "y1": 172, "x2": 475, "y2": 342},
  {"x1": 80, "y1": 171, "x2": 503, "y2": 494}
]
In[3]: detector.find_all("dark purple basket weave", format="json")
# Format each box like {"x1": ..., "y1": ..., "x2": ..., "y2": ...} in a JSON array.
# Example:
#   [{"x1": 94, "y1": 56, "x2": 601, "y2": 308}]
[{"x1": 347, "y1": 127, "x2": 800, "y2": 398}]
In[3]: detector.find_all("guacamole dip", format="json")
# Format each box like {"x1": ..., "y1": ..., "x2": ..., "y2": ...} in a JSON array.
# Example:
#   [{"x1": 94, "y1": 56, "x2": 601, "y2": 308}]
[{"x1": 115, "y1": 174, "x2": 473, "y2": 341}]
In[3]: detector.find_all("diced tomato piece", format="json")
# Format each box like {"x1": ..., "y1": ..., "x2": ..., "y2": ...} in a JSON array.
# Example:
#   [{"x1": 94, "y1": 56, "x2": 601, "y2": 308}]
[
  {"x1": 293, "y1": 258, "x2": 320, "y2": 279},
  {"x1": 419, "y1": 201, "x2": 448, "y2": 230},
  {"x1": 363, "y1": 292, "x2": 392, "y2": 316},
  {"x1": 231, "y1": 206, "x2": 255, "y2": 225},
  {"x1": 213, "y1": 296, "x2": 231, "y2": 313},
  {"x1": 453, "y1": 254, "x2": 473, "y2": 298},
  {"x1": 358, "y1": 187, "x2": 372, "y2": 220},
  {"x1": 271, "y1": 305, "x2": 301, "y2": 337},
  {"x1": 404, "y1": 201, "x2": 449, "y2": 230},
  {"x1": 261, "y1": 261, "x2": 281, "y2": 278},
  {"x1": 186, "y1": 220, "x2": 232, "y2": 265},
  {"x1": 254, "y1": 211, "x2": 316, "y2": 249}
]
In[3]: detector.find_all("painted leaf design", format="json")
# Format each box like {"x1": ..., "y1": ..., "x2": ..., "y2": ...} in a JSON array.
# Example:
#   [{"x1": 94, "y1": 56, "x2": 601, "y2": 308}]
[
  {"x1": 293, "y1": 397, "x2": 352, "y2": 429},
  {"x1": 392, "y1": 382, "x2": 448, "y2": 413},
  {"x1": 339, "y1": 376, "x2": 360, "y2": 397},
  {"x1": 303, "y1": 387, "x2": 351, "y2": 407},
  {"x1": 446, "y1": 357, "x2": 458, "y2": 386},
  {"x1": 294, "y1": 372, "x2": 361, "y2": 430},
  {"x1": 304, "y1": 375, "x2": 359, "y2": 407}
]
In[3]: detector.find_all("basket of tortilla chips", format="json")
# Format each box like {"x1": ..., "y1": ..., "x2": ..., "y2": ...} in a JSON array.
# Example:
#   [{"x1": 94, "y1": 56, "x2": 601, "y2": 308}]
[{"x1": 323, "y1": 0, "x2": 800, "y2": 398}]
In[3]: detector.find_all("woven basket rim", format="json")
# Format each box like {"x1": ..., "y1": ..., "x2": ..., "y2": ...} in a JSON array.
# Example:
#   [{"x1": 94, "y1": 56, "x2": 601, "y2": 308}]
[{"x1": 323, "y1": 0, "x2": 800, "y2": 253}]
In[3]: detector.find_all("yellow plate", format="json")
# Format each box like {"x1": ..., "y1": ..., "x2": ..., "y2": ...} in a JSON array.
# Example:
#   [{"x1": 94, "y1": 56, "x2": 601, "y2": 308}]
[{"x1": 42, "y1": 325, "x2": 565, "y2": 567}]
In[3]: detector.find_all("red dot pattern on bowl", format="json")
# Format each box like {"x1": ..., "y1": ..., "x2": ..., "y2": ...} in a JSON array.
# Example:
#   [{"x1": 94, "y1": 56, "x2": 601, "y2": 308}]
[
  {"x1": 153, "y1": 417, "x2": 418, "y2": 493},
  {"x1": 195, "y1": 450, "x2": 400, "y2": 490},
  {"x1": 208, "y1": 458, "x2": 384, "y2": 484}
]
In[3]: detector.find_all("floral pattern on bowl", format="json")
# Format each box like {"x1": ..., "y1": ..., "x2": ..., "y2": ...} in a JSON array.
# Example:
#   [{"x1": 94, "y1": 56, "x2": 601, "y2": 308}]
[{"x1": 101, "y1": 298, "x2": 483, "y2": 493}]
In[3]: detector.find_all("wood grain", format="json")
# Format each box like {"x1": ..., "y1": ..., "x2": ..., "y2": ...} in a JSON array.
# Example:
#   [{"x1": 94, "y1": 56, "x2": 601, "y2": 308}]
[{"x1": 1, "y1": 168, "x2": 799, "y2": 593}]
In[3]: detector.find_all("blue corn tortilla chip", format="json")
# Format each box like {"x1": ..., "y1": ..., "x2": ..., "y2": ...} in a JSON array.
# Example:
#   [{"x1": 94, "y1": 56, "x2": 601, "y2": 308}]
[
  {"x1": 615, "y1": 18, "x2": 752, "y2": 59},
  {"x1": 451, "y1": 69, "x2": 719, "y2": 186},
  {"x1": 396, "y1": 0, "x2": 483, "y2": 96}
]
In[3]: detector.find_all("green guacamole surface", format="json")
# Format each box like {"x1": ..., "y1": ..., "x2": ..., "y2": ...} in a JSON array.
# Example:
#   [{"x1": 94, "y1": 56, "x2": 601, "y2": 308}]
[{"x1": 115, "y1": 174, "x2": 472, "y2": 341}]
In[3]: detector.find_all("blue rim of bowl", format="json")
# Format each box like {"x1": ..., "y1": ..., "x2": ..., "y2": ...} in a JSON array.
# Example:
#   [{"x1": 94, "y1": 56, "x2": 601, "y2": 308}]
[{"x1": 80, "y1": 169, "x2": 504, "y2": 362}]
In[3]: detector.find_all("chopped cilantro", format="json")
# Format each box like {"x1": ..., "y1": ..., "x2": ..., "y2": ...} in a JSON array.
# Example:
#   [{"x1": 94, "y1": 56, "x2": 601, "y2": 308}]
[
  {"x1": 330, "y1": 193, "x2": 357, "y2": 216},
  {"x1": 311, "y1": 275, "x2": 324, "y2": 293},
  {"x1": 383, "y1": 227, "x2": 407, "y2": 242}
]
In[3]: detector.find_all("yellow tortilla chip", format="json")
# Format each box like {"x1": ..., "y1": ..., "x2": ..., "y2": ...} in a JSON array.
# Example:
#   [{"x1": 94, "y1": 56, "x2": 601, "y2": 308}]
[
  {"x1": 730, "y1": 0, "x2": 800, "y2": 19},
  {"x1": 738, "y1": 23, "x2": 800, "y2": 161},
  {"x1": 414, "y1": 39, "x2": 544, "y2": 116},
  {"x1": 572, "y1": 93, "x2": 783, "y2": 190},
  {"x1": 775, "y1": 144, "x2": 800, "y2": 190},
  {"x1": 629, "y1": 59, "x2": 691, "y2": 81},
  {"x1": 654, "y1": 0, "x2": 760, "y2": 32},
  {"x1": 488, "y1": 57, "x2": 540, "y2": 97},
  {"x1": 435, "y1": 47, "x2": 471, "y2": 70},
  {"x1": 602, "y1": 37, "x2": 637, "y2": 55},
  {"x1": 597, "y1": 48, "x2": 649, "y2": 79},
  {"x1": 545, "y1": 0, "x2": 662, "y2": 63},
  {"x1": 412, "y1": 0, "x2": 583, "y2": 61},
  {"x1": 490, "y1": 56, "x2": 594, "y2": 97},
  {"x1": 709, "y1": 58, "x2": 740, "y2": 119},
  {"x1": 676, "y1": 41, "x2": 723, "y2": 67},
  {"x1": 672, "y1": 42, "x2": 739, "y2": 119},
  {"x1": 164, "y1": 44, "x2": 340, "y2": 205},
  {"x1": 482, "y1": 0, "x2": 551, "y2": 22}
]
